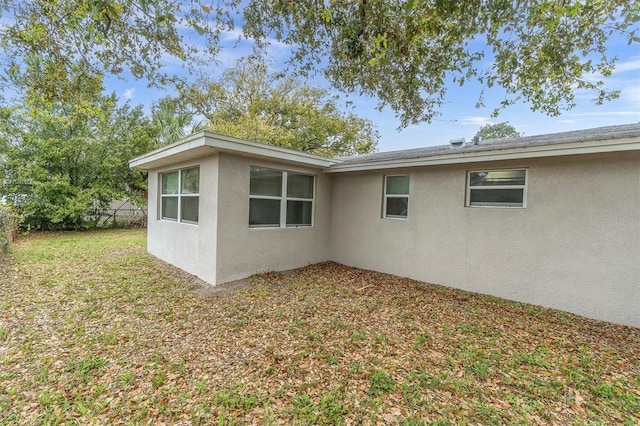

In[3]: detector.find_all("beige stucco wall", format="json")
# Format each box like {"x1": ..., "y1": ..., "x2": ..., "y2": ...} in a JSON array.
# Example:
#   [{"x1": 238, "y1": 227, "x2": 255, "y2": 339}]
[
  {"x1": 147, "y1": 155, "x2": 219, "y2": 284},
  {"x1": 214, "y1": 153, "x2": 333, "y2": 284},
  {"x1": 329, "y1": 151, "x2": 640, "y2": 327}
]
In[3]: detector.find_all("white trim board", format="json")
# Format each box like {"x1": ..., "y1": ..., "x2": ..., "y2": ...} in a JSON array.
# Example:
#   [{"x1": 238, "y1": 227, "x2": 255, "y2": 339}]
[
  {"x1": 324, "y1": 137, "x2": 640, "y2": 173},
  {"x1": 129, "y1": 132, "x2": 339, "y2": 170}
]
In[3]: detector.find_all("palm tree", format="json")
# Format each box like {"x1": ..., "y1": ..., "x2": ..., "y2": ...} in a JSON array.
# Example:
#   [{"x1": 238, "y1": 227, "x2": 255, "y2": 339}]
[{"x1": 151, "y1": 98, "x2": 206, "y2": 147}]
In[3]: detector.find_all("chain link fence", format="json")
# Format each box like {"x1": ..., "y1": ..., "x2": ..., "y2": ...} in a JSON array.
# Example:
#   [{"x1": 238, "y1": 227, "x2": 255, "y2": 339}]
[{"x1": 86, "y1": 200, "x2": 148, "y2": 228}]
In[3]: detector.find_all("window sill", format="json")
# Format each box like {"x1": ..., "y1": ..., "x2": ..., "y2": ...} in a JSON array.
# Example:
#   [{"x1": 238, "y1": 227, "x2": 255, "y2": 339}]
[
  {"x1": 159, "y1": 219, "x2": 199, "y2": 226},
  {"x1": 465, "y1": 205, "x2": 525, "y2": 209},
  {"x1": 249, "y1": 225, "x2": 314, "y2": 230}
]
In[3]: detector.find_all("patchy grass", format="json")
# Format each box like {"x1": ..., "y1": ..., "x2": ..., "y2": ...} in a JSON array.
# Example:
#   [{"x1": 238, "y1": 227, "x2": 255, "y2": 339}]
[{"x1": 1, "y1": 229, "x2": 639, "y2": 424}]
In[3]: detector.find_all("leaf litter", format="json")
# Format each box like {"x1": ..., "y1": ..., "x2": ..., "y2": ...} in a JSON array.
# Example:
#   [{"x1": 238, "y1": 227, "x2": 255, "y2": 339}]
[{"x1": 0, "y1": 229, "x2": 638, "y2": 424}]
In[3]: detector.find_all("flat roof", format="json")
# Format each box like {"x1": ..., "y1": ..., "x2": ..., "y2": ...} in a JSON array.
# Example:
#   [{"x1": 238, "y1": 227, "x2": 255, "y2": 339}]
[{"x1": 129, "y1": 131, "x2": 339, "y2": 170}]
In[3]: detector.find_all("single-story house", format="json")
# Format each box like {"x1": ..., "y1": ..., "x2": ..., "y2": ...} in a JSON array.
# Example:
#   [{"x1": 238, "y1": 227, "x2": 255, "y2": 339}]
[{"x1": 129, "y1": 123, "x2": 640, "y2": 328}]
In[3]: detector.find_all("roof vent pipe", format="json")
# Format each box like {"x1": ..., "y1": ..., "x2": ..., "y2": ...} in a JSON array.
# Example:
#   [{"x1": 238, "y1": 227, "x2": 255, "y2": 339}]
[{"x1": 449, "y1": 137, "x2": 465, "y2": 149}]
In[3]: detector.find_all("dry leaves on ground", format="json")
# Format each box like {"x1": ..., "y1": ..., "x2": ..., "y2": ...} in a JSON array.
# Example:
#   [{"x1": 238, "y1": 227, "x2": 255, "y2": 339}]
[{"x1": 0, "y1": 229, "x2": 639, "y2": 425}]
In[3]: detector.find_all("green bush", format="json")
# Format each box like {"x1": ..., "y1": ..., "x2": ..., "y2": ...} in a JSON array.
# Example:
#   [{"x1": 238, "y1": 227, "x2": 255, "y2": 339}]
[{"x1": 0, "y1": 206, "x2": 17, "y2": 257}]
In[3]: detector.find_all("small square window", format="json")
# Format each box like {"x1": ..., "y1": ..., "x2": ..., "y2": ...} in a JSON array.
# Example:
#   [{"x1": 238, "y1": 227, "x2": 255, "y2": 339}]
[
  {"x1": 160, "y1": 167, "x2": 200, "y2": 223},
  {"x1": 250, "y1": 166, "x2": 283, "y2": 197},
  {"x1": 286, "y1": 200, "x2": 313, "y2": 226},
  {"x1": 287, "y1": 173, "x2": 314, "y2": 199},
  {"x1": 161, "y1": 197, "x2": 178, "y2": 221},
  {"x1": 181, "y1": 196, "x2": 199, "y2": 223},
  {"x1": 249, "y1": 198, "x2": 281, "y2": 227},
  {"x1": 161, "y1": 170, "x2": 179, "y2": 195}
]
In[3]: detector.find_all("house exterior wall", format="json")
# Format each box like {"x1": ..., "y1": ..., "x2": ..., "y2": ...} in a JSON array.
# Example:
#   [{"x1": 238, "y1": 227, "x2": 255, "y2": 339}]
[
  {"x1": 147, "y1": 155, "x2": 219, "y2": 284},
  {"x1": 329, "y1": 151, "x2": 640, "y2": 327},
  {"x1": 214, "y1": 153, "x2": 333, "y2": 284}
]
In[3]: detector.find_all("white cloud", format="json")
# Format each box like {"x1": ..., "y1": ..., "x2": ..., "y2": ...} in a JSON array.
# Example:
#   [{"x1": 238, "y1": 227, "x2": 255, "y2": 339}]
[
  {"x1": 559, "y1": 119, "x2": 580, "y2": 124},
  {"x1": 220, "y1": 28, "x2": 245, "y2": 42},
  {"x1": 221, "y1": 27, "x2": 290, "y2": 49},
  {"x1": 613, "y1": 57, "x2": 640, "y2": 74},
  {"x1": 575, "y1": 56, "x2": 640, "y2": 87},
  {"x1": 122, "y1": 88, "x2": 135, "y2": 100},
  {"x1": 457, "y1": 116, "x2": 492, "y2": 126},
  {"x1": 621, "y1": 84, "x2": 640, "y2": 107}
]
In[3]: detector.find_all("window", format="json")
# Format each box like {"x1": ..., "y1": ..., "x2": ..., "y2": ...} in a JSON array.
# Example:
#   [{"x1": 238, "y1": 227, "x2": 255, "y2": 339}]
[
  {"x1": 466, "y1": 169, "x2": 527, "y2": 208},
  {"x1": 249, "y1": 166, "x2": 315, "y2": 228},
  {"x1": 384, "y1": 175, "x2": 409, "y2": 219},
  {"x1": 160, "y1": 167, "x2": 200, "y2": 223}
]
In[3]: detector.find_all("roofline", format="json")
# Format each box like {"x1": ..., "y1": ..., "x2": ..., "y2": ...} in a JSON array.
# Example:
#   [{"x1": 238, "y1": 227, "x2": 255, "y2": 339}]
[
  {"x1": 129, "y1": 131, "x2": 340, "y2": 170},
  {"x1": 324, "y1": 135, "x2": 640, "y2": 173}
]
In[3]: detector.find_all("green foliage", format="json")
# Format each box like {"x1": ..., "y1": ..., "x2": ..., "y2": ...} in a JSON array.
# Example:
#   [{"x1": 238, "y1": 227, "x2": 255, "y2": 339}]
[
  {"x1": 0, "y1": 71, "x2": 157, "y2": 231},
  {"x1": 180, "y1": 57, "x2": 378, "y2": 157},
  {"x1": 517, "y1": 348, "x2": 551, "y2": 368},
  {"x1": 151, "y1": 96, "x2": 206, "y2": 147},
  {"x1": 290, "y1": 392, "x2": 348, "y2": 424},
  {"x1": 0, "y1": 0, "x2": 234, "y2": 106},
  {"x1": 368, "y1": 370, "x2": 396, "y2": 396},
  {"x1": 69, "y1": 358, "x2": 106, "y2": 384},
  {"x1": 0, "y1": 206, "x2": 16, "y2": 254},
  {"x1": 241, "y1": 1, "x2": 639, "y2": 126},
  {"x1": 151, "y1": 371, "x2": 167, "y2": 389},
  {"x1": 474, "y1": 122, "x2": 522, "y2": 141},
  {"x1": 2, "y1": 1, "x2": 637, "y2": 127}
]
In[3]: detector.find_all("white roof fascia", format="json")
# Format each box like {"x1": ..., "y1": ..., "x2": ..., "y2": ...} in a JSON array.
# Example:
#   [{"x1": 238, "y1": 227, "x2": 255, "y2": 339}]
[
  {"x1": 128, "y1": 135, "x2": 210, "y2": 169},
  {"x1": 324, "y1": 137, "x2": 640, "y2": 173},
  {"x1": 202, "y1": 133, "x2": 339, "y2": 168},
  {"x1": 129, "y1": 132, "x2": 340, "y2": 170}
]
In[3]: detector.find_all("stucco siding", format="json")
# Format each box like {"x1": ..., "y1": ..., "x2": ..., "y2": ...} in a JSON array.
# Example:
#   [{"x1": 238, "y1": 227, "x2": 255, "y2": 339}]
[
  {"x1": 215, "y1": 154, "x2": 333, "y2": 284},
  {"x1": 147, "y1": 155, "x2": 219, "y2": 284},
  {"x1": 330, "y1": 152, "x2": 640, "y2": 327}
]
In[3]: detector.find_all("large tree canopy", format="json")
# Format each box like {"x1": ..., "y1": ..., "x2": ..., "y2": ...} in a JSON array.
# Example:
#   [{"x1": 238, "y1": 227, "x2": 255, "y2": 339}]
[
  {"x1": 0, "y1": 0, "x2": 233, "y2": 104},
  {"x1": 242, "y1": 1, "x2": 640, "y2": 126},
  {"x1": 179, "y1": 58, "x2": 378, "y2": 157},
  {"x1": 1, "y1": 1, "x2": 638, "y2": 125},
  {"x1": 0, "y1": 71, "x2": 156, "y2": 230}
]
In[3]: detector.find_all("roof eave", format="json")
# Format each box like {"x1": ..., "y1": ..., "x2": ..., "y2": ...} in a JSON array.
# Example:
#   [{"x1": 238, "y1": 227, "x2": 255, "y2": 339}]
[
  {"x1": 129, "y1": 132, "x2": 340, "y2": 170},
  {"x1": 203, "y1": 133, "x2": 340, "y2": 168},
  {"x1": 324, "y1": 137, "x2": 640, "y2": 173}
]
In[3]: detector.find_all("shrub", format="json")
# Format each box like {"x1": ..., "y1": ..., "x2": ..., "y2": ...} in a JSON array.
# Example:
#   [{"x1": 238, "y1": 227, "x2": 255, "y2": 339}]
[{"x1": 0, "y1": 206, "x2": 17, "y2": 258}]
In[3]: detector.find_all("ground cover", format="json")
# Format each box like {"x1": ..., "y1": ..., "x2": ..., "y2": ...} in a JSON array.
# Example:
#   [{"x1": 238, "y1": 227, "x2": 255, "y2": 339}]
[{"x1": 0, "y1": 229, "x2": 638, "y2": 424}]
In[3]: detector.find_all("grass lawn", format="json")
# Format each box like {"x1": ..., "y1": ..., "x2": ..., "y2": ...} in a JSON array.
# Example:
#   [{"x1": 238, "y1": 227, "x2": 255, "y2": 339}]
[{"x1": 1, "y1": 229, "x2": 639, "y2": 425}]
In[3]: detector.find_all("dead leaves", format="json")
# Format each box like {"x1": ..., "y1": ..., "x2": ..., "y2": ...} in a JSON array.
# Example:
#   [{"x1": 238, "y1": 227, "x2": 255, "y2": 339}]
[{"x1": 0, "y1": 230, "x2": 639, "y2": 424}]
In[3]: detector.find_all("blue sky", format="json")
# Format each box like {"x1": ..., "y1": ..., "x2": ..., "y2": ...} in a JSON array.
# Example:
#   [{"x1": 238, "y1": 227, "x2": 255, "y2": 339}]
[{"x1": 103, "y1": 21, "x2": 639, "y2": 152}]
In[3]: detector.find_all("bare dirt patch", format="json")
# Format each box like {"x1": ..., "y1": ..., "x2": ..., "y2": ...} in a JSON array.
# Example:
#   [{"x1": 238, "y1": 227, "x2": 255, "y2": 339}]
[{"x1": 150, "y1": 256, "x2": 303, "y2": 297}]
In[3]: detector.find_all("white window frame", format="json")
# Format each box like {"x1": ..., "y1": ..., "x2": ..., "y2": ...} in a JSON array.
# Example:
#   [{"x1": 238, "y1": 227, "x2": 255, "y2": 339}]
[
  {"x1": 383, "y1": 174, "x2": 410, "y2": 219},
  {"x1": 465, "y1": 168, "x2": 528, "y2": 208},
  {"x1": 249, "y1": 166, "x2": 315, "y2": 228},
  {"x1": 159, "y1": 167, "x2": 200, "y2": 224}
]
